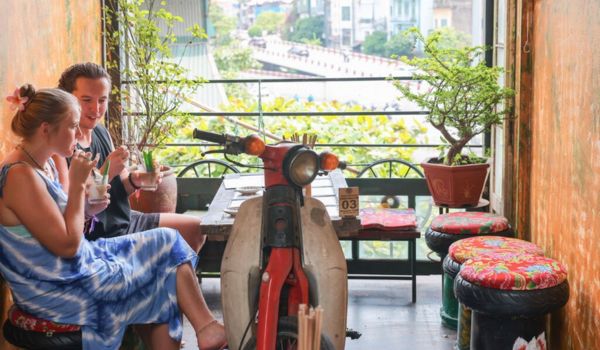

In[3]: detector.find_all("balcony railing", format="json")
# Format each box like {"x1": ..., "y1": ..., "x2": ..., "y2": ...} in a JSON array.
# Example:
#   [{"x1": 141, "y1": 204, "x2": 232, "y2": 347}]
[{"x1": 123, "y1": 76, "x2": 487, "y2": 276}]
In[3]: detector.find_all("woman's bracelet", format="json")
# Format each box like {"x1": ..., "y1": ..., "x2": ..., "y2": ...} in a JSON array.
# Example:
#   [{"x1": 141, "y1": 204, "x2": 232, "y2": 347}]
[{"x1": 128, "y1": 172, "x2": 141, "y2": 190}]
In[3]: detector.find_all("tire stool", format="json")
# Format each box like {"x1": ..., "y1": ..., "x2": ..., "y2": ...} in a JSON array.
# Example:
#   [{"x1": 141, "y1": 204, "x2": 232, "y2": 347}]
[
  {"x1": 2, "y1": 305, "x2": 81, "y2": 350},
  {"x1": 425, "y1": 212, "x2": 513, "y2": 328},
  {"x1": 444, "y1": 236, "x2": 544, "y2": 350},
  {"x1": 454, "y1": 254, "x2": 569, "y2": 350}
]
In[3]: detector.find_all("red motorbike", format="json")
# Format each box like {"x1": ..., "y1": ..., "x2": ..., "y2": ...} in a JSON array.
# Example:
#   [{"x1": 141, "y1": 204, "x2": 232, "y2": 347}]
[{"x1": 193, "y1": 129, "x2": 348, "y2": 350}]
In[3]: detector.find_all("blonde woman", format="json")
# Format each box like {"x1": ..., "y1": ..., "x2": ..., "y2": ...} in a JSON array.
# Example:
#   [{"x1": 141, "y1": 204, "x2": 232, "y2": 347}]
[{"x1": 0, "y1": 85, "x2": 226, "y2": 350}]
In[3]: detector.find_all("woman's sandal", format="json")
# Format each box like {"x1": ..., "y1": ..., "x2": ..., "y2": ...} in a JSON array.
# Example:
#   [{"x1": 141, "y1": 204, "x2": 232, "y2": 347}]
[{"x1": 196, "y1": 319, "x2": 228, "y2": 350}]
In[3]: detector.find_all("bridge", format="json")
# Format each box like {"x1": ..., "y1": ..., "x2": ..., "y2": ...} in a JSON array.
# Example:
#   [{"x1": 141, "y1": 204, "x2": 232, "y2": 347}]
[{"x1": 250, "y1": 38, "x2": 415, "y2": 78}]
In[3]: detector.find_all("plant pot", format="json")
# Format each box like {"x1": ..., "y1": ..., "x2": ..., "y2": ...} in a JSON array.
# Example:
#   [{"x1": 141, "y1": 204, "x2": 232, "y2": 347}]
[
  {"x1": 421, "y1": 160, "x2": 490, "y2": 207},
  {"x1": 129, "y1": 165, "x2": 177, "y2": 213}
]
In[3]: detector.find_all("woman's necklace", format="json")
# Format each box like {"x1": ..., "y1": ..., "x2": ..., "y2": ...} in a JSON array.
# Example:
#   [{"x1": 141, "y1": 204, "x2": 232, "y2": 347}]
[{"x1": 18, "y1": 145, "x2": 51, "y2": 177}]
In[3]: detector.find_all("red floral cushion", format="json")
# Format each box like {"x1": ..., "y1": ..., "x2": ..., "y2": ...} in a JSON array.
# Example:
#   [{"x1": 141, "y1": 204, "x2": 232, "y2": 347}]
[
  {"x1": 459, "y1": 254, "x2": 568, "y2": 290},
  {"x1": 360, "y1": 208, "x2": 417, "y2": 231},
  {"x1": 430, "y1": 212, "x2": 510, "y2": 235},
  {"x1": 8, "y1": 305, "x2": 80, "y2": 334},
  {"x1": 449, "y1": 236, "x2": 544, "y2": 264}
]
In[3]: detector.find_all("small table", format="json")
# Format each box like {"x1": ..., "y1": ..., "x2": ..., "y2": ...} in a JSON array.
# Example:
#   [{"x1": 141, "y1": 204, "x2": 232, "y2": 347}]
[{"x1": 199, "y1": 170, "x2": 362, "y2": 241}]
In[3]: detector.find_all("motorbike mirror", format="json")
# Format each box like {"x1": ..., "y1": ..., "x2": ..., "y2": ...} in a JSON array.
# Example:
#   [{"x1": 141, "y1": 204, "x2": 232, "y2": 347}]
[
  {"x1": 319, "y1": 151, "x2": 340, "y2": 171},
  {"x1": 243, "y1": 134, "x2": 265, "y2": 156}
]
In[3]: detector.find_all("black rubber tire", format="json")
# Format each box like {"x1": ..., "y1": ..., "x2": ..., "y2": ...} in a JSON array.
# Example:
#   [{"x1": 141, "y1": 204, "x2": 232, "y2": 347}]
[
  {"x1": 454, "y1": 275, "x2": 570, "y2": 318},
  {"x1": 425, "y1": 229, "x2": 514, "y2": 256},
  {"x1": 242, "y1": 315, "x2": 335, "y2": 350},
  {"x1": 2, "y1": 321, "x2": 82, "y2": 350},
  {"x1": 442, "y1": 255, "x2": 461, "y2": 278}
]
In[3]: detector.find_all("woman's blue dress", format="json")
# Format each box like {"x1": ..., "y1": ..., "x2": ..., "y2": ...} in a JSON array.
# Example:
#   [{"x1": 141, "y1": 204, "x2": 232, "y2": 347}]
[{"x1": 0, "y1": 162, "x2": 198, "y2": 350}]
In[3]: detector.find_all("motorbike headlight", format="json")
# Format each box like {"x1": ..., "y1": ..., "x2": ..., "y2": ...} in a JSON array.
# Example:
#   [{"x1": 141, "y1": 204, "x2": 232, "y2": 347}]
[{"x1": 284, "y1": 147, "x2": 319, "y2": 187}]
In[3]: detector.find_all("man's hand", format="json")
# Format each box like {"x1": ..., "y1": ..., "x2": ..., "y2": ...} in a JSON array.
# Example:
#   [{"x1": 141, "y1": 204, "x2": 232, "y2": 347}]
[{"x1": 101, "y1": 146, "x2": 129, "y2": 180}]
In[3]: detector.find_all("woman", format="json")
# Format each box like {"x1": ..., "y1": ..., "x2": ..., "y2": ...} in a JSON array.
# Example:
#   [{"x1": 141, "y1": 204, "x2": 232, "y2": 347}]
[{"x1": 0, "y1": 85, "x2": 226, "y2": 350}]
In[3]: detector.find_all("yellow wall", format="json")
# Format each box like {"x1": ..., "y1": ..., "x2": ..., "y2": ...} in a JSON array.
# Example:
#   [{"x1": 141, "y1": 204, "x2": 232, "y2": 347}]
[
  {"x1": 527, "y1": 1, "x2": 600, "y2": 349},
  {"x1": 0, "y1": 0, "x2": 101, "y2": 159},
  {"x1": 0, "y1": 1, "x2": 101, "y2": 349}
]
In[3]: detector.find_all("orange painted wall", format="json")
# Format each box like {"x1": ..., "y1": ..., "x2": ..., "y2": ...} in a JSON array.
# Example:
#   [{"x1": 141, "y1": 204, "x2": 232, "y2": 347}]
[
  {"x1": 528, "y1": 1, "x2": 600, "y2": 349},
  {"x1": 0, "y1": 1, "x2": 101, "y2": 349},
  {"x1": 0, "y1": 0, "x2": 101, "y2": 159}
]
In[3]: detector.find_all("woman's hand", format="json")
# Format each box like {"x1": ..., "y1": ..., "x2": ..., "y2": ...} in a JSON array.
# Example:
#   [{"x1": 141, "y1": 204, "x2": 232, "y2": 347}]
[
  {"x1": 101, "y1": 146, "x2": 129, "y2": 180},
  {"x1": 69, "y1": 150, "x2": 98, "y2": 188},
  {"x1": 84, "y1": 183, "x2": 111, "y2": 217}
]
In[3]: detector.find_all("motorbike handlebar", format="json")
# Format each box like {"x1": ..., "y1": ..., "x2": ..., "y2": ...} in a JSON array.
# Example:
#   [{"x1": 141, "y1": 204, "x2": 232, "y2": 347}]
[{"x1": 192, "y1": 129, "x2": 227, "y2": 144}]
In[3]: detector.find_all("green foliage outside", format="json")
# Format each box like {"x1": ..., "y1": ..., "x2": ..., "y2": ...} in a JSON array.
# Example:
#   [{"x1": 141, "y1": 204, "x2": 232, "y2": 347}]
[
  {"x1": 208, "y1": 4, "x2": 261, "y2": 98},
  {"x1": 249, "y1": 11, "x2": 286, "y2": 36},
  {"x1": 104, "y1": 0, "x2": 205, "y2": 153},
  {"x1": 208, "y1": 2, "x2": 236, "y2": 45},
  {"x1": 363, "y1": 31, "x2": 387, "y2": 56},
  {"x1": 394, "y1": 28, "x2": 514, "y2": 165},
  {"x1": 155, "y1": 96, "x2": 427, "y2": 177},
  {"x1": 286, "y1": 16, "x2": 324, "y2": 45},
  {"x1": 248, "y1": 26, "x2": 262, "y2": 37},
  {"x1": 213, "y1": 43, "x2": 261, "y2": 99},
  {"x1": 429, "y1": 27, "x2": 472, "y2": 50},
  {"x1": 385, "y1": 32, "x2": 416, "y2": 58}
]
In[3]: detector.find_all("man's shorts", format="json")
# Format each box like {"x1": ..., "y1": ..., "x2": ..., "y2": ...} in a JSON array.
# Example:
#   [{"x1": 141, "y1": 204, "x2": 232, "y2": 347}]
[{"x1": 126, "y1": 210, "x2": 161, "y2": 234}]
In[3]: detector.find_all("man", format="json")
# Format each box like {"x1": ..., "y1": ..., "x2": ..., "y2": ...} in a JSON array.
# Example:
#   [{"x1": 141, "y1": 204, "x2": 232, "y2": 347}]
[{"x1": 53, "y1": 62, "x2": 206, "y2": 252}]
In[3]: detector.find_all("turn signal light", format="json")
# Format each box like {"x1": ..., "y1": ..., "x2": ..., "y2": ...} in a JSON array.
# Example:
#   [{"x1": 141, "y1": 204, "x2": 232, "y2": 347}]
[
  {"x1": 244, "y1": 134, "x2": 266, "y2": 156},
  {"x1": 319, "y1": 151, "x2": 339, "y2": 170}
]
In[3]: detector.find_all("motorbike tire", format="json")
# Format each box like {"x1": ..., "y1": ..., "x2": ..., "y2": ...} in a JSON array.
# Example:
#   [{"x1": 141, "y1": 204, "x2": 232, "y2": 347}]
[
  {"x1": 2, "y1": 321, "x2": 82, "y2": 350},
  {"x1": 242, "y1": 316, "x2": 335, "y2": 350}
]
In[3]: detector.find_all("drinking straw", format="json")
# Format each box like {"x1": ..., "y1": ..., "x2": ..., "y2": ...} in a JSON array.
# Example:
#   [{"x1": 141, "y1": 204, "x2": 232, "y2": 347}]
[
  {"x1": 102, "y1": 159, "x2": 111, "y2": 185},
  {"x1": 143, "y1": 151, "x2": 154, "y2": 172}
]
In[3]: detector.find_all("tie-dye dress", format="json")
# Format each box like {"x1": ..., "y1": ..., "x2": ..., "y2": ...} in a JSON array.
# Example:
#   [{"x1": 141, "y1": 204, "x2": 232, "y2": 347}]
[{"x1": 0, "y1": 162, "x2": 198, "y2": 350}]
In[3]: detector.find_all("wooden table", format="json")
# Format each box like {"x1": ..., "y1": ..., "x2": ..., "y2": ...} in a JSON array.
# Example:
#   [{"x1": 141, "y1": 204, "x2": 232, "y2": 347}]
[{"x1": 199, "y1": 170, "x2": 362, "y2": 241}]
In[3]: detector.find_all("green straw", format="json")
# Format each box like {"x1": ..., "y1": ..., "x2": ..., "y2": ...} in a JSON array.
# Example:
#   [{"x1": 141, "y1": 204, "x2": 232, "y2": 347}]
[
  {"x1": 143, "y1": 151, "x2": 154, "y2": 172},
  {"x1": 102, "y1": 159, "x2": 110, "y2": 185}
]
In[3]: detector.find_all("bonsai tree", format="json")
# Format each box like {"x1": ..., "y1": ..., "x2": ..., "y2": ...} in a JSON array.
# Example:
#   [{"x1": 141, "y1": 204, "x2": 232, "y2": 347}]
[
  {"x1": 104, "y1": 0, "x2": 206, "y2": 159},
  {"x1": 394, "y1": 28, "x2": 514, "y2": 165}
]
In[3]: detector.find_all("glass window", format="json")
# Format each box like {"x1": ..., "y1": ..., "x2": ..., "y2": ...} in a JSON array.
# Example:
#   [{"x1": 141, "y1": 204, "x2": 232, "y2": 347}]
[
  {"x1": 342, "y1": 6, "x2": 351, "y2": 21},
  {"x1": 342, "y1": 28, "x2": 352, "y2": 46}
]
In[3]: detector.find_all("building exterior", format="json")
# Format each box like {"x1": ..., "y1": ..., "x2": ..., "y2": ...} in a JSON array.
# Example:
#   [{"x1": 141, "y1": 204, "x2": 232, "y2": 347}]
[
  {"x1": 433, "y1": 0, "x2": 472, "y2": 35},
  {"x1": 239, "y1": 0, "x2": 294, "y2": 29},
  {"x1": 321, "y1": 0, "x2": 434, "y2": 49}
]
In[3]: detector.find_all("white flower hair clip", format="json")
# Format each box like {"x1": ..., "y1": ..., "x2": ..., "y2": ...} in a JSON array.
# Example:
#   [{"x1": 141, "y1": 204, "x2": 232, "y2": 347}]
[{"x1": 5, "y1": 88, "x2": 29, "y2": 111}]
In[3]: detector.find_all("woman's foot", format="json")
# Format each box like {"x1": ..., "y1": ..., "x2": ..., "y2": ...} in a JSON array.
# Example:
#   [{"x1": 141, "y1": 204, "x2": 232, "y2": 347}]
[{"x1": 196, "y1": 319, "x2": 227, "y2": 350}]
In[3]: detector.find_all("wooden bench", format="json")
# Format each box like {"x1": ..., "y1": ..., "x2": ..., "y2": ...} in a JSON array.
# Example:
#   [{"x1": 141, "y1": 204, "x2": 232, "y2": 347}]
[{"x1": 341, "y1": 208, "x2": 420, "y2": 303}]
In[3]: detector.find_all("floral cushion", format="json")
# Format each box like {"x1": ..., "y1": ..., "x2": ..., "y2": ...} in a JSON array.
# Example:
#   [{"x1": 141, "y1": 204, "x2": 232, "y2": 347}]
[
  {"x1": 8, "y1": 305, "x2": 80, "y2": 334},
  {"x1": 459, "y1": 254, "x2": 568, "y2": 290},
  {"x1": 449, "y1": 236, "x2": 544, "y2": 264},
  {"x1": 360, "y1": 208, "x2": 417, "y2": 231},
  {"x1": 430, "y1": 212, "x2": 510, "y2": 235}
]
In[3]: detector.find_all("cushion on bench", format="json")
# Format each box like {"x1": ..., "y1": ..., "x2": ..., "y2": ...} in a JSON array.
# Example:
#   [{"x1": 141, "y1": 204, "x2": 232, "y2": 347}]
[
  {"x1": 359, "y1": 208, "x2": 417, "y2": 231},
  {"x1": 449, "y1": 236, "x2": 544, "y2": 264},
  {"x1": 459, "y1": 254, "x2": 568, "y2": 290},
  {"x1": 430, "y1": 212, "x2": 510, "y2": 235},
  {"x1": 8, "y1": 305, "x2": 80, "y2": 334}
]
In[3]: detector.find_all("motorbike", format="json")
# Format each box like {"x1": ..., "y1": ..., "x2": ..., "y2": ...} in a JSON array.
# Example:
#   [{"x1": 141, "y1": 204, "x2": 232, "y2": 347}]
[{"x1": 193, "y1": 129, "x2": 348, "y2": 350}]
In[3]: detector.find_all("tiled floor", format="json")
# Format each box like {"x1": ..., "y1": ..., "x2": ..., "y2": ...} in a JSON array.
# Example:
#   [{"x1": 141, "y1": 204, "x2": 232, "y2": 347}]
[{"x1": 182, "y1": 275, "x2": 457, "y2": 349}]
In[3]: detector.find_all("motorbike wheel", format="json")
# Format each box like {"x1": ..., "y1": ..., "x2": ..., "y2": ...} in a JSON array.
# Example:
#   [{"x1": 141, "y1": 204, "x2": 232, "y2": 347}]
[{"x1": 242, "y1": 316, "x2": 335, "y2": 350}]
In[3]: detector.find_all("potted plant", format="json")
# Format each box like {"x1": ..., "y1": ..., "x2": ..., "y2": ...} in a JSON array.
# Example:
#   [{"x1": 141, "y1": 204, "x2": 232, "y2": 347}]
[
  {"x1": 394, "y1": 28, "x2": 514, "y2": 207},
  {"x1": 104, "y1": 0, "x2": 205, "y2": 212}
]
